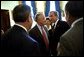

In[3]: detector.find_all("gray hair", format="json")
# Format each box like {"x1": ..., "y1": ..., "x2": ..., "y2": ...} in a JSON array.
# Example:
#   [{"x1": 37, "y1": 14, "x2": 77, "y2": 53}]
[{"x1": 34, "y1": 12, "x2": 43, "y2": 22}]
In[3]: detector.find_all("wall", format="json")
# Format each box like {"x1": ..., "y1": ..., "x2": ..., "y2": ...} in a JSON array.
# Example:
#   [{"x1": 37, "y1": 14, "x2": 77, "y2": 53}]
[
  {"x1": 60, "y1": 1, "x2": 68, "y2": 21},
  {"x1": 60, "y1": 1, "x2": 68, "y2": 11}
]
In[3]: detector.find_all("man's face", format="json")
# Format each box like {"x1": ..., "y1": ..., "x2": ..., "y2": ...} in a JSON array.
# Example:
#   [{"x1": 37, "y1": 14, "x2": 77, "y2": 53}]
[
  {"x1": 28, "y1": 14, "x2": 32, "y2": 29},
  {"x1": 49, "y1": 12, "x2": 57, "y2": 23},
  {"x1": 38, "y1": 14, "x2": 46, "y2": 26},
  {"x1": 65, "y1": 11, "x2": 69, "y2": 22},
  {"x1": 65, "y1": 10, "x2": 71, "y2": 25},
  {"x1": 46, "y1": 20, "x2": 51, "y2": 25}
]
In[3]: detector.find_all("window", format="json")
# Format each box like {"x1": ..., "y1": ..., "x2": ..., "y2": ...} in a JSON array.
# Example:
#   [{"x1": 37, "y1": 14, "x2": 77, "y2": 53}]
[
  {"x1": 26, "y1": 1, "x2": 36, "y2": 28},
  {"x1": 50, "y1": 1, "x2": 56, "y2": 11},
  {"x1": 36, "y1": 1, "x2": 45, "y2": 14}
]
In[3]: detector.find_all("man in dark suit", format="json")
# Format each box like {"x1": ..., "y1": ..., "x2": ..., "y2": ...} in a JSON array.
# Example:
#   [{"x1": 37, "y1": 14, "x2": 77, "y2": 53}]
[
  {"x1": 1, "y1": 4, "x2": 41, "y2": 56},
  {"x1": 29, "y1": 12, "x2": 51, "y2": 56},
  {"x1": 48, "y1": 11, "x2": 70, "y2": 56}
]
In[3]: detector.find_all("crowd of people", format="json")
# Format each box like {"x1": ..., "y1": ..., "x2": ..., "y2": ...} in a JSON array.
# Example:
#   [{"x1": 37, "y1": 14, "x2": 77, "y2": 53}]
[{"x1": 1, "y1": 1, "x2": 83, "y2": 56}]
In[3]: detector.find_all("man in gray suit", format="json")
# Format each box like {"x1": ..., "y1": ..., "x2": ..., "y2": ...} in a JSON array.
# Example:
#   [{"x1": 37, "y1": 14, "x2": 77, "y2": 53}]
[{"x1": 57, "y1": 1, "x2": 83, "y2": 56}]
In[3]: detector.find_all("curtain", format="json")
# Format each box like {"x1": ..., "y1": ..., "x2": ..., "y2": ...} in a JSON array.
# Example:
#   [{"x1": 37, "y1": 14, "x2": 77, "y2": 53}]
[
  {"x1": 31, "y1": 1, "x2": 36, "y2": 18},
  {"x1": 45, "y1": 1, "x2": 50, "y2": 17},
  {"x1": 55, "y1": 1, "x2": 61, "y2": 20}
]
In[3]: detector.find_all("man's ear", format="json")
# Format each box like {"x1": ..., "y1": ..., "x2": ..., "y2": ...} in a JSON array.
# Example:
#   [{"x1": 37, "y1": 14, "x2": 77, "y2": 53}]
[
  {"x1": 65, "y1": 11, "x2": 70, "y2": 20},
  {"x1": 67, "y1": 12, "x2": 70, "y2": 19},
  {"x1": 26, "y1": 18, "x2": 29, "y2": 22}
]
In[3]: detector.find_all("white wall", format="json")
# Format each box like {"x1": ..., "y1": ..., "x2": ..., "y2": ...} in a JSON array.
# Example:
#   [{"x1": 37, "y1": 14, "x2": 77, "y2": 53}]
[
  {"x1": 60, "y1": 1, "x2": 68, "y2": 21},
  {"x1": 1, "y1": 1, "x2": 19, "y2": 10}
]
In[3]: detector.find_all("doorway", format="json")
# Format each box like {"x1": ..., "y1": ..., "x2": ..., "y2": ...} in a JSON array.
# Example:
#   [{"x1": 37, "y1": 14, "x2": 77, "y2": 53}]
[{"x1": 1, "y1": 9, "x2": 11, "y2": 33}]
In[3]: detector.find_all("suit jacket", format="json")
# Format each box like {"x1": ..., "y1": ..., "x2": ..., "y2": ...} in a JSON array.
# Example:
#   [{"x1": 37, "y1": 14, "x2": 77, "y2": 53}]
[
  {"x1": 29, "y1": 25, "x2": 50, "y2": 56},
  {"x1": 49, "y1": 20, "x2": 70, "y2": 55},
  {"x1": 58, "y1": 18, "x2": 83, "y2": 56},
  {"x1": 1, "y1": 25, "x2": 41, "y2": 56}
]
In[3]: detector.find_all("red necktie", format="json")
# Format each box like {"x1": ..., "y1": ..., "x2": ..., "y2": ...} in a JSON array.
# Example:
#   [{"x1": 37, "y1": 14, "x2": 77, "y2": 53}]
[{"x1": 41, "y1": 27, "x2": 49, "y2": 49}]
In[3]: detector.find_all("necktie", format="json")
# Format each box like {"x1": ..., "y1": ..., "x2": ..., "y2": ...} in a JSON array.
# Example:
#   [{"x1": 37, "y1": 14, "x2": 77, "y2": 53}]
[
  {"x1": 41, "y1": 26, "x2": 49, "y2": 49},
  {"x1": 51, "y1": 23, "x2": 55, "y2": 32}
]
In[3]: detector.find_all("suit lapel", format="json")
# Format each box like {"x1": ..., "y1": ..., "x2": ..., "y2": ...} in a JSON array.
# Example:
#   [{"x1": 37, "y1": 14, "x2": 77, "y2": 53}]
[
  {"x1": 56, "y1": 20, "x2": 60, "y2": 29},
  {"x1": 34, "y1": 25, "x2": 43, "y2": 40}
]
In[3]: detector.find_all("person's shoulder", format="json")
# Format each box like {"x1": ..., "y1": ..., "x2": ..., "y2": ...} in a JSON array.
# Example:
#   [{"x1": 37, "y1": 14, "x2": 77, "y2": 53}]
[
  {"x1": 27, "y1": 35, "x2": 38, "y2": 45},
  {"x1": 72, "y1": 17, "x2": 83, "y2": 27},
  {"x1": 30, "y1": 25, "x2": 37, "y2": 31},
  {"x1": 59, "y1": 20, "x2": 67, "y2": 24},
  {"x1": 29, "y1": 25, "x2": 39, "y2": 34},
  {"x1": 60, "y1": 24, "x2": 77, "y2": 41},
  {"x1": 58, "y1": 20, "x2": 69, "y2": 27},
  {"x1": 28, "y1": 35, "x2": 37, "y2": 42}
]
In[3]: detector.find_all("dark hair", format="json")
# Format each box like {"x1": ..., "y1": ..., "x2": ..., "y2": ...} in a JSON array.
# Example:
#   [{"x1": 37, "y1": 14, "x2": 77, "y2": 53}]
[
  {"x1": 65, "y1": 1, "x2": 83, "y2": 18},
  {"x1": 46, "y1": 17, "x2": 50, "y2": 20},
  {"x1": 49, "y1": 11, "x2": 59, "y2": 17},
  {"x1": 13, "y1": 4, "x2": 31, "y2": 22}
]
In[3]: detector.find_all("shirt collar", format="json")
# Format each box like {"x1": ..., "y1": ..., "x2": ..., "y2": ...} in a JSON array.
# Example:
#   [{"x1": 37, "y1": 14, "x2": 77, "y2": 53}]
[
  {"x1": 37, "y1": 23, "x2": 44, "y2": 34},
  {"x1": 55, "y1": 19, "x2": 59, "y2": 26},
  {"x1": 37, "y1": 23, "x2": 41, "y2": 29},
  {"x1": 71, "y1": 17, "x2": 83, "y2": 27},
  {"x1": 15, "y1": 23, "x2": 28, "y2": 32},
  {"x1": 52, "y1": 19, "x2": 59, "y2": 29}
]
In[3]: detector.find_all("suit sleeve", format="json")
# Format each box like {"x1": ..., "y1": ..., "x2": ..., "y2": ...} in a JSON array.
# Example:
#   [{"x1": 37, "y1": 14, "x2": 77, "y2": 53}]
[{"x1": 57, "y1": 35, "x2": 72, "y2": 56}]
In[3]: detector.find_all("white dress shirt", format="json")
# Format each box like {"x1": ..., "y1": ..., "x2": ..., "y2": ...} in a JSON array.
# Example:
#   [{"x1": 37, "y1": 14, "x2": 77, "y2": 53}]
[
  {"x1": 37, "y1": 24, "x2": 49, "y2": 44},
  {"x1": 52, "y1": 19, "x2": 59, "y2": 29}
]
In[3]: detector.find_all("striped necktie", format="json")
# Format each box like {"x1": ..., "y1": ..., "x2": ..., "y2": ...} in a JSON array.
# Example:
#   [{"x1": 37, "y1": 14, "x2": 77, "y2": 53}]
[{"x1": 41, "y1": 26, "x2": 49, "y2": 49}]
